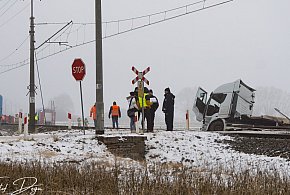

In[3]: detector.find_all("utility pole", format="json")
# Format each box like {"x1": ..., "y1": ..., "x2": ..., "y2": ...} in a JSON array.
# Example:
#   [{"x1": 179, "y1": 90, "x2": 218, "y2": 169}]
[
  {"x1": 29, "y1": 0, "x2": 36, "y2": 133},
  {"x1": 95, "y1": 0, "x2": 104, "y2": 134}
]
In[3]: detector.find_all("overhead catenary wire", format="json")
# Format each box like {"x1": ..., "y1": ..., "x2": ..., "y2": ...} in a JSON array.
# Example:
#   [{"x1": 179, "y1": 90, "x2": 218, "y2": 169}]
[
  {"x1": 0, "y1": 0, "x2": 11, "y2": 12},
  {"x1": 104, "y1": 0, "x2": 205, "y2": 24},
  {"x1": 35, "y1": 21, "x2": 74, "y2": 56},
  {"x1": 0, "y1": 35, "x2": 29, "y2": 63},
  {"x1": 0, "y1": 21, "x2": 74, "y2": 71},
  {"x1": 35, "y1": 22, "x2": 95, "y2": 25},
  {"x1": 0, "y1": 60, "x2": 29, "y2": 74},
  {"x1": 35, "y1": 21, "x2": 73, "y2": 50},
  {"x1": 103, "y1": 0, "x2": 233, "y2": 39},
  {"x1": 0, "y1": 0, "x2": 18, "y2": 18},
  {"x1": 0, "y1": 2, "x2": 29, "y2": 29},
  {"x1": 0, "y1": 0, "x2": 233, "y2": 75},
  {"x1": 34, "y1": 0, "x2": 204, "y2": 26}
]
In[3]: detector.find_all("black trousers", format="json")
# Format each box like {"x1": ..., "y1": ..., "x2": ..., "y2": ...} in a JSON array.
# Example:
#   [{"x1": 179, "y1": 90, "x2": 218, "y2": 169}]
[
  {"x1": 149, "y1": 109, "x2": 156, "y2": 131},
  {"x1": 165, "y1": 111, "x2": 174, "y2": 131},
  {"x1": 145, "y1": 108, "x2": 154, "y2": 132},
  {"x1": 146, "y1": 109, "x2": 153, "y2": 132},
  {"x1": 141, "y1": 109, "x2": 153, "y2": 132}
]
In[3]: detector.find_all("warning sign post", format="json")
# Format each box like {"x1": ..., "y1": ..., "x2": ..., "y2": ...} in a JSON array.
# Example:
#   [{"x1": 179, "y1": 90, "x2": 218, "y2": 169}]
[{"x1": 131, "y1": 66, "x2": 150, "y2": 133}]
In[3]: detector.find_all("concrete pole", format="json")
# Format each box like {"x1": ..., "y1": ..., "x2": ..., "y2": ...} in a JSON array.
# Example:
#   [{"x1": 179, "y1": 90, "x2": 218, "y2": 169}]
[
  {"x1": 141, "y1": 81, "x2": 144, "y2": 134},
  {"x1": 95, "y1": 0, "x2": 104, "y2": 134},
  {"x1": 29, "y1": 0, "x2": 36, "y2": 133}
]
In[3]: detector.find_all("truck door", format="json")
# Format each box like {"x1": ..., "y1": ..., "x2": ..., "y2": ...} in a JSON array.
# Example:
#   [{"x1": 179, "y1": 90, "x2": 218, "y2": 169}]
[{"x1": 193, "y1": 87, "x2": 207, "y2": 122}]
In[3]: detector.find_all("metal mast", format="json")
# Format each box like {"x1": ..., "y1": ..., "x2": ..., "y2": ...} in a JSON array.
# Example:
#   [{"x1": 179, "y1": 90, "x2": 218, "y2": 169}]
[
  {"x1": 29, "y1": 0, "x2": 36, "y2": 133},
  {"x1": 95, "y1": 0, "x2": 104, "y2": 134}
]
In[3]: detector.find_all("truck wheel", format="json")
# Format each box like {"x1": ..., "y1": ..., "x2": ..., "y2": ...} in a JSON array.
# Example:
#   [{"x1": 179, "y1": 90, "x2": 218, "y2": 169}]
[{"x1": 208, "y1": 120, "x2": 224, "y2": 131}]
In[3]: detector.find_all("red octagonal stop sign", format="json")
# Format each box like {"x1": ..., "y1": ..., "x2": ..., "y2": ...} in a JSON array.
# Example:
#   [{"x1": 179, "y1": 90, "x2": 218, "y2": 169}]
[{"x1": 72, "y1": 58, "x2": 86, "y2": 81}]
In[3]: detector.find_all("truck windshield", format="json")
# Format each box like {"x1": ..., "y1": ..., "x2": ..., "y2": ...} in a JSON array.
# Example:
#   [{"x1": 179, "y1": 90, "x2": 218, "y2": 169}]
[
  {"x1": 211, "y1": 93, "x2": 226, "y2": 104},
  {"x1": 206, "y1": 93, "x2": 226, "y2": 116}
]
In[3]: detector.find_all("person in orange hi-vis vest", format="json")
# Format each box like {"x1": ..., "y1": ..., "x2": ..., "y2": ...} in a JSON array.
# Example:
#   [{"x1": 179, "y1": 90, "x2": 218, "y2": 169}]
[
  {"x1": 108, "y1": 101, "x2": 121, "y2": 129},
  {"x1": 90, "y1": 104, "x2": 97, "y2": 127}
]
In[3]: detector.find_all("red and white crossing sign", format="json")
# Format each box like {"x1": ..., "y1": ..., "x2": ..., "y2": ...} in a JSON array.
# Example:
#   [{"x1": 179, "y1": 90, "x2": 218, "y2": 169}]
[
  {"x1": 142, "y1": 67, "x2": 150, "y2": 75},
  {"x1": 131, "y1": 66, "x2": 150, "y2": 85}
]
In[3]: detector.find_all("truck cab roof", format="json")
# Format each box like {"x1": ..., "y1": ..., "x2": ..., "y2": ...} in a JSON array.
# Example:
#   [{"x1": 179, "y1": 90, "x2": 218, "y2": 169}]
[{"x1": 213, "y1": 79, "x2": 255, "y2": 94}]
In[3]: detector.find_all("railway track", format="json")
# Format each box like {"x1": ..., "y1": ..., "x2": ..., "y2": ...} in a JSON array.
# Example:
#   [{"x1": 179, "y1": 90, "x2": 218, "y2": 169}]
[{"x1": 2, "y1": 123, "x2": 290, "y2": 139}]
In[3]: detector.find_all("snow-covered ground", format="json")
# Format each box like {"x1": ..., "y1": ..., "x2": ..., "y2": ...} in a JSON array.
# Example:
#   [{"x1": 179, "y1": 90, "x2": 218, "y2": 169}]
[{"x1": 0, "y1": 129, "x2": 290, "y2": 177}]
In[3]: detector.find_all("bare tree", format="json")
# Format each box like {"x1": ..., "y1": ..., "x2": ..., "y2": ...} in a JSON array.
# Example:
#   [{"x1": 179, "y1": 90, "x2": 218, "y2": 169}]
[{"x1": 253, "y1": 87, "x2": 290, "y2": 117}]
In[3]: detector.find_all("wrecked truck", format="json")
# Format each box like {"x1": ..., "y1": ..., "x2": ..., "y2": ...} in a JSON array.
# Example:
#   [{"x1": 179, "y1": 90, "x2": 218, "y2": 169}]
[{"x1": 192, "y1": 79, "x2": 284, "y2": 131}]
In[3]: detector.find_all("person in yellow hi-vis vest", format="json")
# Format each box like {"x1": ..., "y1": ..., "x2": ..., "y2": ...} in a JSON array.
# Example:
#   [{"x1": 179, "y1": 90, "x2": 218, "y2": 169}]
[
  {"x1": 108, "y1": 101, "x2": 121, "y2": 129},
  {"x1": 35, "y1": 112, "x2": 39, "y2": 124},
  {"x1": 138, "y1": 87, "x2": 153, "y2": 132}
]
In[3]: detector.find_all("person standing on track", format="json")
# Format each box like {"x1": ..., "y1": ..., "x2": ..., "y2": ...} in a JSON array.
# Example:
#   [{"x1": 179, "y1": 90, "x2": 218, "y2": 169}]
[
  {"x1": 138, "y1": 87, "x2": 152, "y2": 132},
  {"x1": 162, "y1": 87, "x2": 175, "y2": 131},
  {"x1": 148, "y1": 89, "x2": 159, "y2": 132},
  {"x1": 127, "y1": 91, "x2": 139, "y2": 131},
  {"x1": 108, "y1": 101, "x2": 121, "y2": 129},
  {"x1": 90, "y1": 104, "x2": 97, "y2": 127}
]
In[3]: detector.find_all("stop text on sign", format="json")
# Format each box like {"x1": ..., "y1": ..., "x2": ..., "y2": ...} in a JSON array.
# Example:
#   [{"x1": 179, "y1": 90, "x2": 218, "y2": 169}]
[{"x1": 73, "y1": 66, "x2": 85, "y2": 74}]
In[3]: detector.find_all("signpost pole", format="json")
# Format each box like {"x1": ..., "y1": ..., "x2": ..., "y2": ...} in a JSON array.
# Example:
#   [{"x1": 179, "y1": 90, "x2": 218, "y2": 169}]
[
  {"x1": 71, "y1": 58, "x2": 86, "y2": 134},
  {"x1": 131, "y1": 66, "x2": 150, "y2": 135},
  {"x1": 80, "y1": 81, "x2": 85, "y2": 135},
  {"x1": 141, "y1": 81, "x2": 145, "y2": 134}
]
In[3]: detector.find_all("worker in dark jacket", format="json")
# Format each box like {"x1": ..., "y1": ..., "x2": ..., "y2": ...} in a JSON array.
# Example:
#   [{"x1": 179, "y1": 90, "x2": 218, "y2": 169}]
[
  {"x1": 148, "y1": 89, "x2": 159, "y2": 131},
  {"x1": 162, "y1": 87, "x2": 175, "y2": 131}
]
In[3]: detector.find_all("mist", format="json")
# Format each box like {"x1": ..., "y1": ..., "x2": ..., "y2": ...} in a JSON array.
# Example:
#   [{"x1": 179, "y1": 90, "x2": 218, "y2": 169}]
[{"x1": 1, "y1": 0, "x2": 290, "y2": 124}]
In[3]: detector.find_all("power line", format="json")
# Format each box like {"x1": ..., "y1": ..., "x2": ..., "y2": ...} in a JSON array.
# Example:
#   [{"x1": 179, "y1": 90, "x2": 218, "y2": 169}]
[
  {"x1": 35, "y1": 22, "x2": 95, "y2": 25},
  {"x1": 0, "y1": 22, "x2": 72, "y2": 67},
  {"x1": 34, "y1": 1, "x2": 206, "y2": 26},
  {"x1": 0, "y1": 0, "x2": 18, "y2": 18},
  {"x1": 0, "y1": 35, "x2": 29, "y2": 63},
  {"x1": 0, "y1": 58, "x2": 29, "y2": 68},
  {"x1": 35, "y1": 21, "x2": 74, "y2": 56},
  {"x1": 104, "y1": 0, "x2": 205, "y2": 24},
  {"x1": 0, "y1": 0, "x2": 10, "y2": 12},
  {"x1": 33, "y1": 1, "x2": 209, "y2": 25},
  {"x1": 103, "y1": 0, "x2": 233, "y2": 38},
  {"x1": 35, "y1": 0, "x2": 233, "y2": 39},
  {"x1": 0, "y1": 2, "x2": 29, "y2": 29},
  {"x1": 0, "y1": 60, "x2": 29, "y2": 74},
  {"x1": 0, "y1": 0, "x2": 233, "y2": 75},
  {"x1": 35, "y1": 21, "x2": 73, "y2": 50}
]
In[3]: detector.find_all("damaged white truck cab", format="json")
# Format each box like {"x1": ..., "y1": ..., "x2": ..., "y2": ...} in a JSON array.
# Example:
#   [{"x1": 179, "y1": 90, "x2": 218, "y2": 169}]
[{"x1": 193, "y1": 79, "x2": 256, "y2": 131}]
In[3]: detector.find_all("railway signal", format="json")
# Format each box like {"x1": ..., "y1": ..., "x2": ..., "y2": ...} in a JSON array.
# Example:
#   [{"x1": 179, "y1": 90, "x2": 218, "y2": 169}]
[
  {"x1": 131, "y1": 66, "x2": 151, "y2": 133},
  {"x1": 131, "y1": 66, "x2": 150, "y2": 85}
]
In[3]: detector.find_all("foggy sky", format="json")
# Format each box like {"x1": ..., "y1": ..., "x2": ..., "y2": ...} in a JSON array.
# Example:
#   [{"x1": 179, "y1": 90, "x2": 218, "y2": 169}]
[{"x1": 1, "y1": 0, "x2": 290, "y2": 120}]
